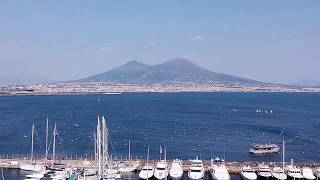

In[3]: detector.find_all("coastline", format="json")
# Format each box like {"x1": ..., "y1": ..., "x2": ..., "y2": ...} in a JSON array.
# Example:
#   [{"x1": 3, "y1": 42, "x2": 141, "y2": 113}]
[{"x1": 1, "y1": 83, "x2": 320, "y2": 96}]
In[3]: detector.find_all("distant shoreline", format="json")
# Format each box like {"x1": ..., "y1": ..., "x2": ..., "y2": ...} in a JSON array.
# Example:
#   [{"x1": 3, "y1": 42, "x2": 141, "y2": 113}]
[
  {"x1": 1, "y1": 90, "x2": 320, "y2": 97},
  {"x1": 1, "y1": 82, "x2": 320, "y2": 96}
]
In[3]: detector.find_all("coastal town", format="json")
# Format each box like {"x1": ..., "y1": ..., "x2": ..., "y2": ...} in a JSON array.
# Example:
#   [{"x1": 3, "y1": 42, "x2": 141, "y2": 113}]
[{"x1": 1, "y1": 82, "x2": 320, "y2": 96}]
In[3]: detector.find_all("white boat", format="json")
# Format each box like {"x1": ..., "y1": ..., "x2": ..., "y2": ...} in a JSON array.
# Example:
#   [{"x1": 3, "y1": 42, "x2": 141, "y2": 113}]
[
  {"x1": 211, "y1": 164, "x2": 230, "y2": 180},
  {"x1": 154, "y1": 160, "x2": 168, "y2": 179},
  {"x1": 169, "y1": 159, "x2": 183, "y2": 179},
  {"x1": 272, "y1": 167, "x2": 287, "y2": 180},
  {"x1": 240, "y1": 166, "x2": 257, "y2": 180},
  {"x1": 118, "y1": 140, "x2": 139, "y2": 173},
  {"x1": 249, "y1": 143, "x2": 280, "y2": 154},
  {"x1": 188, "y1": 158, "x2": 205, "y2": 180},
  {"x1": 313, "y1": 168, "x2": 320, "y2": 178},
  {"x1": 285, "y1": 165, "x2": 303, "y2": 179},
  {"x1": 139, "y1": 147, "x2": 154, "y2": 179},
  {"x1": 25, "y1": 172, "x2": 45, "y2": 179},
  {"x1": 139, "y1": 165, "x2": 154, "y2": 179},
  {"x1": 272, "y1": 137, "x2": 287, "y2": 180},
  {"x1": 20, "y1": 163, "x2": 43, "y2": 172},
  {"x1": 257, "y1": 164, "x2": 272, "y2": 178},
  {"x1": 20, "y1": 124, "x2": 43, "y2": 172},
  {"x1": 302, "y1": 167, "x2": 316, "y2": 180}
]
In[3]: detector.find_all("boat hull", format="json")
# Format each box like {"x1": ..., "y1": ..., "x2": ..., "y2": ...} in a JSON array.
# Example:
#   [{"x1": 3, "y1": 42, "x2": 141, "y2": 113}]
[
  {"x1": 139, "y1": 170, "x2": 154, "y2": 179},
  {"x1": 20, "y1": 163, "x2": 43, "y2": 172},
  {"x1": 188, "y1": 171, "x2": 205, "y2": 180}
]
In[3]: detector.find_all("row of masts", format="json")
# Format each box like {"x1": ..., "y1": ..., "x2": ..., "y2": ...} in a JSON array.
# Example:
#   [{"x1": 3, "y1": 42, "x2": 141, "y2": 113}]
[
  {"x1": 29, "y1": 118, "x2": 58, "y2": 165},
  {"x1": 95, "y1": 116, "x2": 111, "y2": 178}
]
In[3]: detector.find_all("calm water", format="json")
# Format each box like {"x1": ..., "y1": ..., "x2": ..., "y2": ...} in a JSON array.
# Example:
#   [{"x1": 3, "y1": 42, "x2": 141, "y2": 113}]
[{"x1": 0, "y1": 92, "x2": 319, "y2": 163}]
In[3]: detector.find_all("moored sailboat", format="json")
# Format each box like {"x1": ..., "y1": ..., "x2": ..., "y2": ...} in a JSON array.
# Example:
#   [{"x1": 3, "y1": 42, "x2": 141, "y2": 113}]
[{"x1": 20, "y1": 124, "x2": 43, "y2": 172}]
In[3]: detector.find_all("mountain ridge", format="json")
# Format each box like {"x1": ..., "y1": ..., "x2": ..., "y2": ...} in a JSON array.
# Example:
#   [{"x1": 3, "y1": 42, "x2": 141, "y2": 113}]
[{"x1": 76, "y1": 58, "x2": 263, "y2": 85}]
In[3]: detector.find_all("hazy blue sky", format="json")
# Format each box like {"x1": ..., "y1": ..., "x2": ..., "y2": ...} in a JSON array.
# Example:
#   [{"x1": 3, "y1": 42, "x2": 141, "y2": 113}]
[{"x1": 0, "y1": 0, "x2": 319, "y2": 84}]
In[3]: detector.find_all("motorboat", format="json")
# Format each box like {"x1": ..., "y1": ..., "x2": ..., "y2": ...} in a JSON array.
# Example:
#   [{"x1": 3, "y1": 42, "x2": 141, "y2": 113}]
[
  {"x1": 154, "y1": 160, "x2": 168, "y2": 179},
  {"x1": 302, "y1": 167, "x2": 316, "y2": 180},
  {"x1": 249, "y1": 143, "x2": 280, "y2": 154},
  {"x1": 169, "y1": 159, "x2": 183, "y2": 179},
  {"x1": 271, "y1": 167, "x2": 287, "y2": 180},
  {"x1": 285, "y1": 165, "x2": 303, "y2": 179},
  {"x1": 211, "y1": 164, "x2": 230, "y2": 180},
  {"x1": 188, "y1": 158, "x2": 205, "y2": 180},
  {"x1": 257, "y1": 164, "x2": 272, "y2": 178},
  {"x1": 210, "y1": 157, "x2": 230, "y2": 180},
  {"x1": 240, "y1": 166, "x2": 257, "y2": 180},
  {"x1": 139, "y1": 165, "x2": 154, "y2": 179},
  {"x1": 313, "y1": 168, "x2": 320, "y2": 179}
]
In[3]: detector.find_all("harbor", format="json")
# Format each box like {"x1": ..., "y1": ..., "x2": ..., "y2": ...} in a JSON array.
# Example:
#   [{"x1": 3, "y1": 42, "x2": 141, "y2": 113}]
[
  {"x1": 1, "y1": 94, "x2": 320, "y2": 179},
  {"x1": 1, "y1": 156, "x2": 320, "y2": 178}
]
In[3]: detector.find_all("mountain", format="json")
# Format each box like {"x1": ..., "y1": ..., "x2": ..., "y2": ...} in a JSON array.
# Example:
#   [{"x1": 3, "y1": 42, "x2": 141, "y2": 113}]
[{"x1": 77, "y1": 58, "x2": 262, "y2": 85}]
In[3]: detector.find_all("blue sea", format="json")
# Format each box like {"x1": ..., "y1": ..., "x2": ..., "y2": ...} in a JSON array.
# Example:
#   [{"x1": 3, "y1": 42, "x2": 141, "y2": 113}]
[{"x1": 0, "y1": 93, "x2": 319, "y2": 179}]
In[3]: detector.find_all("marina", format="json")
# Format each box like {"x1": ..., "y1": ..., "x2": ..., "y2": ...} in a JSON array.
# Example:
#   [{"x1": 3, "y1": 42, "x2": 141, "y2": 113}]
[{"x1": 1, "y1": 157, "x2": 320, "y2": 179}]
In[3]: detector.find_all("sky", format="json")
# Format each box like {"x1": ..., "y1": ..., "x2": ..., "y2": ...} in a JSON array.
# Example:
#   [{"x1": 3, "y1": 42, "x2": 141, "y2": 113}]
[{"x1": 0, "y1": 0, "x2": 319, "y2": 84}]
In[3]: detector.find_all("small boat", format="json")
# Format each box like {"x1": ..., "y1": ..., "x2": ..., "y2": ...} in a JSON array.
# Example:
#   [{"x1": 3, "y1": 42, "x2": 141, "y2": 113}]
[
  {"x1": 139, "y1": 147, "x2": 154, "y2": 179},
  {"x1": 154, "y1": 160, "x2": 168, "y2": 179},
  {"x1": 257, "y1": 164, "x2": 272, "y2": 178},
  {"x1": 169, "y1": 159, "x2": 183, "y2": 179},
  {"x1": 118, "y1": 140, "x2": 139, "y2": 173},
  {"x1": 240, "y1": 166, "x2": 257, "y2": 180},
  {"x1": 285, "y1": 165, "x2": 303, "y2": 179},
  {"x1": 211, "y1": 164, "x2": 230, "y2": 180},
  {"x1": 25, "y1": 172, "x2": 45, "y2": 179},
  {"x1": 20, "y1": 163, "x2": 43, "y2": 172},
  {"x1": 210, "y1": 157, "x2": 230, "y2": 180},
  {"x1": 302, "y1": 167, "x2": 316, "y2": 180},
  {"x1": 272, "y1": 137, "x2": 287, "y2": 180},
  {"x1": 188, "y1": 157, "x2": 205, "y2": 180},
  {"x1": 20, "y1": 124, "x2": 43, "y2": 172},
  {"x1": 249, "y1": 143, "x2": 280, "y2": 154},
  {"x1": 313, "y1": 168, "x2": 320, "y2": 178},
  {"x1": 272, "y1": 167, "x2": 287, "y2": 180},
  {"x1": 139, "y1": 165, "x2": 154, "y2": 179}
]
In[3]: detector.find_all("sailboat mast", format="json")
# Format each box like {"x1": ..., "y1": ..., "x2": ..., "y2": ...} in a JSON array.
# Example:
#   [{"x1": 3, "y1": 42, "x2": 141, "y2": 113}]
[
  {"x1": 282, "y1": 136, "x2": 285, "y2": 171},
  {"x1": 147, "y1": 146, "x2": 149, "y2": 166},
  {"x1": 103, "y1": 116, "x2": 109, "y2": 166},
  {"x1": 52, "y1": 123, "x2": 56, "y2": 163},
  {"x1": 128, "y1": 140, "x2": 131, "y2": 162},
  {"x1": 164, "y1": 146, "x2": 166, "y2": 162},
  {"x1": 102, "y1": 117, "x2": 106, "y2": 170},
  {"x1": 94, "y1": 132, "x2": 97, "y2": 162},
  {"x1": 97, "y1": 117, "x2": 101, "y2": 178},
  {"x1": 45, "y1": 118, "x2": 49, "y2": 164},
  {"x1": 31, "y1": 124, "x2": 34, "y2": 162}
]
